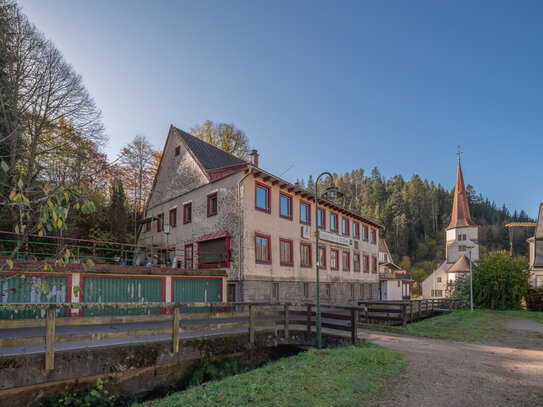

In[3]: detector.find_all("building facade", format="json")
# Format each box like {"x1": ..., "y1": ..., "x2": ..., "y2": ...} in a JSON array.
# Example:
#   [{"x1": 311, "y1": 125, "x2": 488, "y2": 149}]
[
  {"x1": 378, "y1": 240, "x2": 411, "y2": 300},
  {"x1": 528, "y1": 203, "x2": 543, "y2": 287},
  {"x1": 139, "y1": 126, "x2": 383, "y2": 304},
  {"x1": 421, "y1": 158, "x2": 479, "y2": 298}
]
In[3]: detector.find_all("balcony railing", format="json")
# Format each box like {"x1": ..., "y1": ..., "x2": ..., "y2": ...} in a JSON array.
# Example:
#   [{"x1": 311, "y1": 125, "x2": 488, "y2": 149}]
[{"x1": 0, "y1": 230, "x2": 225, "y2": 269}]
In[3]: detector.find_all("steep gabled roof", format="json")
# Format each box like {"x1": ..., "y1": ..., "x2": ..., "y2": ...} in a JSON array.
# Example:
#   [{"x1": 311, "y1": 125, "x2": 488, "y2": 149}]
[
  {"x1": 448, "y1": 255, "x2": 471, "y2": 274},
  {"x1": 172, "y1": 126, "x2": 247, "y2": 171},
  {"x1": 447, "y1": 158, "x2": 476, "y2": 230}
]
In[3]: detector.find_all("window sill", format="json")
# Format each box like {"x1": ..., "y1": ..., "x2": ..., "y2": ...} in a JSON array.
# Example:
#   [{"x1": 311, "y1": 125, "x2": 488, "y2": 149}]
[
  {"x1": 255, "y1": 207, "x2": 271, "y2": 214},
  {"x1": 280, "y1": 262, "x2": 293, "y2": 267},
  {"x1": 330, "y1": 267, "x2": 339, "y2": 271},
  {"x1": 300, "y1": 221, "x2": 311, "y2": 226},
  {"x1": 183, "y1": 220, "x2": 192, "y2": 224},
  {"x1": 301, "y1": 264, "x2": 313, "y2": 269},
  {"x1": 207, "y1": 212, "x2": 218, "y2": 217},
  {"x1": 280, "y1": 215, "x2": 293, "y2": 221},
  {"x1": 256, "y1": 260, "x2": 272, "y2": 264}
]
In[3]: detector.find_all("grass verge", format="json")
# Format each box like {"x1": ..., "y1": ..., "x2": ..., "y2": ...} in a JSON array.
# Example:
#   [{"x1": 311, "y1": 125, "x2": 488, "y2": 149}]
[
  {"x1": 364, "y1": 310, "x2": 543, "y2": 342},
  {"x1": 132, "y1": 341, "x2": 404, "y2": 407}
]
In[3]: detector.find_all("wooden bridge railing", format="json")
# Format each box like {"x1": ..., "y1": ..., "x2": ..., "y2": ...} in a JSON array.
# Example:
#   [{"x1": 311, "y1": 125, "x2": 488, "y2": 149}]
[
  {"x1": 0, "y1": 301, "x2": 361, "y2": 371},
  {"x1": 358, "y1": 298, "x2": 457, "y2": 327}
]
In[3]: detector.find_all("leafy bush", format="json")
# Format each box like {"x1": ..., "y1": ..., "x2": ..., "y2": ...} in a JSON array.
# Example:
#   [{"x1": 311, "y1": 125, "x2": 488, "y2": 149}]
[
  {"x1": 37, "y1": 379, "x2": 115, "y2": 407},
  {"x1": 452, "y1": 277, "x2": 471, "y2": 309},
  {"x1": 188, "y1": 357, "x2": 241, "y2": 386},
  {"x1": 473, "y1": 251, "x2": 529, "y2": 310},
  {"x1": 525, "y1": 287, "x2": 543, "y2": 312}
]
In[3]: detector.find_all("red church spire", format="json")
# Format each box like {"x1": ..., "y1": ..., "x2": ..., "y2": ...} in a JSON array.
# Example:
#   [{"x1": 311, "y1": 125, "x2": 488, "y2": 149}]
[{"x1": 447, "y1": 158, "x2": 475, "y2": 230}]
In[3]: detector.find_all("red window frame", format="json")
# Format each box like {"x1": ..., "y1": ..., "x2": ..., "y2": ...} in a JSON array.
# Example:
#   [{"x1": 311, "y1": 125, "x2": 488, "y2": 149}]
[
  {"x1": 342, "y1": 218, "x2": 350, "y2": 236},
  {"x1": 318, "y1": 246, "x2": 326, "y2": 269},
  {"x1": 371, "y1": 256, "x2": 378, "y2": 273},
  {"x1": 169, "y1": 208, "x2": 177, "y2": 227},
  {"x1": 342, "y1": 251, "x2": 350, "y2": 271},
  {"x1": 330, "y1": 248, "x2": 339, "y2": 270},
  {"x1": 145, "y1": 221, "x2": 151, "y2": 232},
  {"x1": 353, "y1": 222, "x2": 360, "y2": 239},
  {"x1": 330, "y1": 212, "x2": 338, "y2": 233},
  {"x1": 300, "y1": 242, "x2": 312, "y2": 268},
  {"x1": 255, "y1": 181, "x2": 271, "y2": 213},
  {"x1": 370, "y1": 228, "x2": 377, "y2": 244},
  {"x1": 363, "y1": 226, "x2": 368, "y2": 242},
  {"x1": 279, "y1": 192, "x2": 293, "y2": 220},
  {"x1": 353, "y1": 253, "x2": 361, "y2": 272},
  {"x1": 300, "y1": 200, "x2": 311, "y2": 225},
  {"x1": 363, "y1": 255, "x2": 370, "y2": 273},
  {"x1": 317, "y1": 207, "x2": 326, "y2": 229},
  {"x1": 207, "y1": 192, "x2": 218, "y2": 217},
  {"x1": 184, "y1": 244, "x2": 193, "y2": 269},
  {"x1": 183, "y1": 203, "x2": 192, "y2": 224},
  {"x1": 255, "y1": 233, "x2": 272, "y2": 263},
  {"x1": 156, "y1": 213, "x2": 163, "y2": 232},
  {"x1": 279, "y1": 238, "x2": 294, "y2": 266}
]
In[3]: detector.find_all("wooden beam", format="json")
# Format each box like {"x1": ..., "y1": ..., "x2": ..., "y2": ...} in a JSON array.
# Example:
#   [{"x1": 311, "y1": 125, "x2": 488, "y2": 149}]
[
  {"x1": 294, "y1": 191, "x2": 301, "y2": 195},
  {"x1": 288, "y1": 187, "x2": 295, "y2": 192},
  {"x1": 172, "y1": 306, "x2": 180, "y2": 353},
  {"x1": 280, "y1": 183, "x2": 287, "y2": 189},
  {"x1": 253, "y1": 171, "x2": 262, "y2": 178},
  {"x1": 45, "y1": 308, "x2": 55, "y2": 371},
  {"x1": 263, "y1": 176, "x2": 271, "y2": 182},
  {"x1": 272, "y1": 180, "x2": 279, "y2": 186}
]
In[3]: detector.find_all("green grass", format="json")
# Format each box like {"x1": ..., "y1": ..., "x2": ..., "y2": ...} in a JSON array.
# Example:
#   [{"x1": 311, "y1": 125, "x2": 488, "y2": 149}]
[
  {"x1": 132, "y1": 341, "x2": 404, "y2": 407},
  {"x1": 366, "y1": 310, "x2": 543, "y2": 342}
]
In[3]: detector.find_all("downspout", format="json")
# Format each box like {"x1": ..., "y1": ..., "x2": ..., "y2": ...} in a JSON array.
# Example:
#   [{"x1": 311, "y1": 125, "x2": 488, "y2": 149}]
[{"x1": 237, "y1": 166, "x2": 254, "y2": 302}]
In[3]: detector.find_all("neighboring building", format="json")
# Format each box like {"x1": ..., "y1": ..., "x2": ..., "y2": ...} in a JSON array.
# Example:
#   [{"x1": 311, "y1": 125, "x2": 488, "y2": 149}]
[
  {"x1": 378, "y1": 240, "x2": 412, "y2": 300},
  {"x1": 139, "y1": 125, "x2": 383, "y2": 304},
  {"x1": 422, "y1": 158, "x2": 479, "y2": 298},
  {"x1": 528, "y1": 203, "x2": 543, "y2": 287}
]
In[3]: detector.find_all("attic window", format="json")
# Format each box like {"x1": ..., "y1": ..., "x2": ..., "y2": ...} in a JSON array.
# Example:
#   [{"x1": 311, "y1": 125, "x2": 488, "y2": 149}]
[{"x1": 175, "y1": 146, "x2": 180, "y2": 156}]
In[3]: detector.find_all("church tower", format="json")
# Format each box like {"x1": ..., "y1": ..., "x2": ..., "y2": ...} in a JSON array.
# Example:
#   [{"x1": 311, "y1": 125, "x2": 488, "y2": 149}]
[{"x1": 445, "y1": 158, "x2": 479, "y2": 264}]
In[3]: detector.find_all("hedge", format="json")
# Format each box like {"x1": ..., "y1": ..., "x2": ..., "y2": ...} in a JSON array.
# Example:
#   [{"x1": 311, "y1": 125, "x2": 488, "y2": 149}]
[{"x1": 525, "y1": 287, "x2": 543, "y2": 312}]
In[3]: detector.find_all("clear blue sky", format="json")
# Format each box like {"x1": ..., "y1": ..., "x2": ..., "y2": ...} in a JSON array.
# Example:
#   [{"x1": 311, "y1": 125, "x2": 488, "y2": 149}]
[{"x1": 19, "y1": 0, "x2": 543, "y2": 217}]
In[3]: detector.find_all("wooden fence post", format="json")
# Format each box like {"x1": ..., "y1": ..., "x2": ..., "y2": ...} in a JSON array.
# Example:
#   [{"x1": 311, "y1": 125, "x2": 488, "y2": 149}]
[
  {"x1": 409, "y1": 301, "x2": 413, "y2": 322},
  {"x1": 284, "y1": 304, "x2": 289, "y2": 339},
  {"x1": 45, "y1": 307, "x2": 56, "y2": 371},
  {"x1": 401, "y1": 304, "x2": 407, "y2": 328},
  {"x1": 351, "y1": 309, "x2": 358, "y2": 344},
  {"x1": 172, "y1": 305, "x2": 180, "y2": 353},
  {"x1": 306, "y1": 304, "x2": 312, "y2": 343},
  {"x1": 249, "y1": 305, "x2": 255, "y2": 344}
]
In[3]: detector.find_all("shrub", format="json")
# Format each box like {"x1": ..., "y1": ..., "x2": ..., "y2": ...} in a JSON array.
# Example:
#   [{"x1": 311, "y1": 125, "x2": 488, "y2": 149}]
[
  {"x1": 525, "y1": 287, "x2": 543, "y2": 312},
  {"x1": 188, "y1": 357, "x2": 241, "y2": 386},
  {"x1": 452, "y1": 277, "x2": 471, "y2": 309},
  {"x1": 37, "y1": 379, "x2": 115, "y2": 407},
  {"x1": 473, "y1": 251, "x2": 529, "y2": 310}
]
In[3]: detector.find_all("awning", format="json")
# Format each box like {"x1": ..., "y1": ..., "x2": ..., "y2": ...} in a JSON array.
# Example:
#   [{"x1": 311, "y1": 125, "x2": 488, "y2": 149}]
[{"x1": 196, "y1": 231, "x2": 231, "y2": 243}]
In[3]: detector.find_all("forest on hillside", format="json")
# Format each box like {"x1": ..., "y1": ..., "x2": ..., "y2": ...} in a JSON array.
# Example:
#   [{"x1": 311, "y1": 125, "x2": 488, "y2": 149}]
[{"x1": 297, "y1": 168, "x2": 534, "y2": 292}]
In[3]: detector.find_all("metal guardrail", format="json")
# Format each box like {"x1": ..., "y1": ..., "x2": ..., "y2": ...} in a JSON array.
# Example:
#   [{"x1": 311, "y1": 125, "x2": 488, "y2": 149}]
[{"x1": 0, "y1": 301, "x2": 361, "y2": 371}]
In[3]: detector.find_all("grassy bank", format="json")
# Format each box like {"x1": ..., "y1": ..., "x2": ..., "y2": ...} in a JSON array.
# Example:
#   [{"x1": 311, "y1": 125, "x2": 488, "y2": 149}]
[
  {"x1": 132, "y1": 341, "x2": 404, "y2": 407},
  {"x1": 366, "y1": 310, "x2": 543, "y2": 342}
]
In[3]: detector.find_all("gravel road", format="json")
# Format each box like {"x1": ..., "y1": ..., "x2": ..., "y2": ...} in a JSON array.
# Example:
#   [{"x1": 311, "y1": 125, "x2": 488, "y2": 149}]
[{"x1": 362, "y1": 319, "x2": 543, "y2": 407}]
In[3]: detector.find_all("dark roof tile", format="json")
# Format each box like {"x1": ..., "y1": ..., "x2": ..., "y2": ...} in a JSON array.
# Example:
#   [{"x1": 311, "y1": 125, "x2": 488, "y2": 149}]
[{"x1": 173, "y1": 126, "x2": 246, "y2": 171}]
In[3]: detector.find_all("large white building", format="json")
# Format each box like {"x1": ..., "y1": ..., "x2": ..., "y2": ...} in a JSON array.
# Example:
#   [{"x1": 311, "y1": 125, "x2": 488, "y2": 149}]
[
  {"x1": 422, "y1": 158, "x2": 479, "y2": 298},
  {"x1": 528, "y1": 202, "x2": 543, "y2": 287}
]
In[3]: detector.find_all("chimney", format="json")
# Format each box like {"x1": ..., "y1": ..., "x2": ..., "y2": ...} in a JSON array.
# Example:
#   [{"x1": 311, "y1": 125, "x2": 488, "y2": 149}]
[{"x1": 249, "y1": 149, "x2": 259, "y2": 167}]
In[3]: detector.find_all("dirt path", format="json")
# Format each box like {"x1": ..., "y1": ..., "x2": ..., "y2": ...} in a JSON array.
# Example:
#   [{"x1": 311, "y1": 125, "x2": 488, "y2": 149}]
[{"x1": 362, "y1": 322, "x2": 543, "y2": 407}]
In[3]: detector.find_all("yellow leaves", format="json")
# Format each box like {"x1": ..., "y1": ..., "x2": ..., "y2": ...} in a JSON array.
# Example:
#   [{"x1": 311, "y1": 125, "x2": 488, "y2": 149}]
[
  {"x1": 38, "y1": 230, "x2": 44, "y2": 237},
  {"x1": 6, "y1": 259, "x2": 13, "y2": 270},
  {"x1": 57, "y1": 218, "x2": 62, "y2": 228}
]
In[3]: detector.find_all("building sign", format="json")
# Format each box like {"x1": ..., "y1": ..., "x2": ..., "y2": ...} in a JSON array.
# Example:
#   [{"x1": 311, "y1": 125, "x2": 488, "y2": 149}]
[
  {"x1": 301, "y1": 226, "x2": 350, "y2": 246},
  {"x1": 319, "y1": 230, "x2": 350, "y2": 246}
]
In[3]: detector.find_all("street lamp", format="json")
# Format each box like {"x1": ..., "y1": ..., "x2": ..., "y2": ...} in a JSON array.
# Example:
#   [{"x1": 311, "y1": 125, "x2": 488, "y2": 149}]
[
  {"x1": 163, "y1": 224, "x2": 172, "y2": 267},
  {"x1": 314, "y1": 172, "x2": 343, "y2": 349}
]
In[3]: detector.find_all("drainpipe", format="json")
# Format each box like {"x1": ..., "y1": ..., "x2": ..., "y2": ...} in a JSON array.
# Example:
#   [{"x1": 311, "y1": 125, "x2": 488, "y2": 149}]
[{"x1": 237, "y1": 166, "x2": 254, "y2": 302}]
